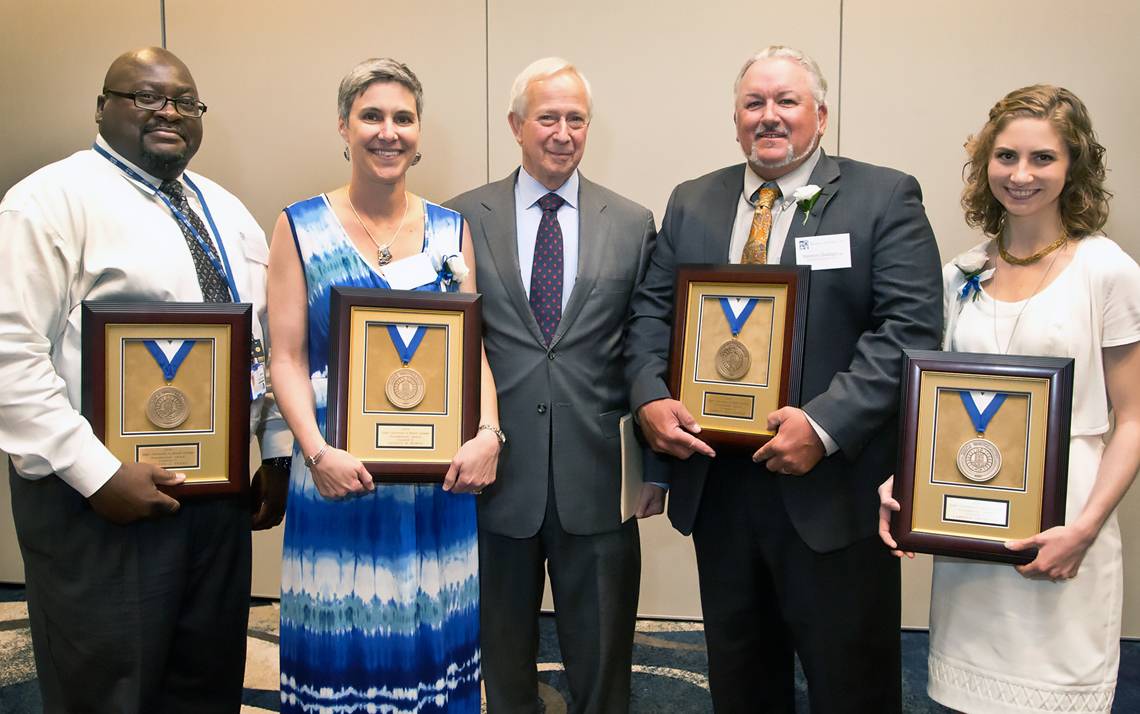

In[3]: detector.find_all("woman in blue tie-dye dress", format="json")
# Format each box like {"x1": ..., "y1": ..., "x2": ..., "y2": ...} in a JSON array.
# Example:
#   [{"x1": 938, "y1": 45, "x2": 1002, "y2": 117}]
[{"x1": 266, "y1": 58, "x2": 501, "y2": 713}]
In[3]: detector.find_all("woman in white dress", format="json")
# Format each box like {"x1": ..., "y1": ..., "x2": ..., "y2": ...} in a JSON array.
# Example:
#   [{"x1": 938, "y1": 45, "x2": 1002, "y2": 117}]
[{"x1": 879, "y1": 85, "x2": 1140, "y2": 713}]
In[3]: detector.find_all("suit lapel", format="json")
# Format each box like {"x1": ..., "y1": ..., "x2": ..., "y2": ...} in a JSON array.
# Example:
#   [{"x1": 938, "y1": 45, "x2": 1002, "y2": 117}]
[
  {"x1": 706, "y1": 166, "x2": 746, "y2": 262},
  {"x1": 552, "y1": 176, "x2": 607, "y2": 347},
  {"x1": 477, "y1": 170, "x2": 547, "y2": 345},
  {"x1": 782, "y1": 151, "x2": 841, "y2": 264}
]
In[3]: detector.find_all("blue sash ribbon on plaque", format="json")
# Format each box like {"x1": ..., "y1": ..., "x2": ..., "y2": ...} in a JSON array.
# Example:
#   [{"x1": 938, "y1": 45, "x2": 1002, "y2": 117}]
[
  {"x1": 959, "y1": 390, "x2": 1007, "y2": 435},
  {"x1": 718, "y1": 297, "x2": 759, "y2": 337},
  {"x1": 386, "y1": 325, "x2": 427, "y2": 366},
  {"x1": 144, "y1": 339, "x2": 196, "y2": 381}
]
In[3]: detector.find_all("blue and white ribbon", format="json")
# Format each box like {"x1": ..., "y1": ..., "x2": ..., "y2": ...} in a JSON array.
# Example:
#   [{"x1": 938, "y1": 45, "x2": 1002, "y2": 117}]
[
  {"x1": 959, "y1": 390, "x2": 1007, "y2": 435},
  {"x1": 386, "y1": 325, "x2": 427, "y2": 365},
  {"x1": 144, "y1": 339, "x2": 195, "y2": 381},
  {"x1": 718, "y1": 297, "x2": 759, "y2": 337}
]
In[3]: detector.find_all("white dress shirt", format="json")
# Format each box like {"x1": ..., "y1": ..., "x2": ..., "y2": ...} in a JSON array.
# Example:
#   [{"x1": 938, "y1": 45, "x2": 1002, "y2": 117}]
[
  {"x1": 0, "y1": 135, "x2": 292, "y2": 497},
  {"x1": 515, "y1": 167, "x2": 579, "y2": 310},
  {"x1": 727, "y1": 147, "x2": 838, "y2": 455}
]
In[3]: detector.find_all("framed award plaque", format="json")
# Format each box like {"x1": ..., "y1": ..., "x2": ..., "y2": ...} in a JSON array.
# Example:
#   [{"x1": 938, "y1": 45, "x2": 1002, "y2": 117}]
[
  {"x1": 81, "y1": 302, "x2": 252, "y2": 498},
  {"x1": 326, "y1": 287, "x2": 482, "y2": 482},
  {"x1": 891, "y1": 349, "x2": 1074, "y2": 564},
  {"x1": 667, "y1": 264, "x2": 809, "y2": 450}
]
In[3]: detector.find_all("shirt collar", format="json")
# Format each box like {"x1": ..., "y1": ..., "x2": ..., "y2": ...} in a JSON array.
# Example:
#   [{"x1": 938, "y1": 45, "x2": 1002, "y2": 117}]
[
  {"x1": 94, "y1": 133, "x2": 177, "y2": 188},
  {"x1": 517, "y1": 166, "x2": 579, "y2": 210},
  {"x1": 743, "y1": 146, "x2": 823, "y2": 206}
]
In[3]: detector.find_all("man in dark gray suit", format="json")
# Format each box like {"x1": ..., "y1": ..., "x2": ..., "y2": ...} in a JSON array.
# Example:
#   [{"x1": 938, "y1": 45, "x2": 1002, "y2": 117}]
[
  {"x1": 626, "y1": 46, "x2": 943, "y2": 713},
  {"x1": 446, "y1": 58, "x2": 657, "y2": 714}
]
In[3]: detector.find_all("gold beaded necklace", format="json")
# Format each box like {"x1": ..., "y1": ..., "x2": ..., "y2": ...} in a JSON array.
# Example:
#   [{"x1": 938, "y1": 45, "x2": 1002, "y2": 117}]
[{"x1": 997, "y1": 230, "x2": 1069, "y2": 266}]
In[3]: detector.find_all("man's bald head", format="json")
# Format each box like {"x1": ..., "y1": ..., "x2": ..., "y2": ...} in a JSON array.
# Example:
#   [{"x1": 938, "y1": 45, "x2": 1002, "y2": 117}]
[
  {"x1": 102, "y1": 47, "x2": 195, "y2": 91},
  {"x1": 97, "y1": 47, "x2": 203, "y2": 179}
]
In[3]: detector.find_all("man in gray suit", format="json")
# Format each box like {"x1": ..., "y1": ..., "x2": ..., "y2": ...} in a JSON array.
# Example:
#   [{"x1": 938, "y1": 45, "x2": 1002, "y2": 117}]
[
  {"x1": 626, "y1": 46, "x2": 942, "y2": 712},
  {"x1": 446, "y1": 58, "x2": 658, "y2": 714}
]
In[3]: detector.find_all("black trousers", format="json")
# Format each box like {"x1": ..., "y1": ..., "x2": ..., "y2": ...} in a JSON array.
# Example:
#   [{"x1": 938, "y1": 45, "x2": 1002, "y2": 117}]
[
  {"x1": 478, "y1": 474, "x2": 641, "y2": 714},
  {"x1": 10, "y1": 467, "x2": 252, "y2": 714},
  {"x1": 691, "y1": 457, "x2": 902, "y2": 714}
]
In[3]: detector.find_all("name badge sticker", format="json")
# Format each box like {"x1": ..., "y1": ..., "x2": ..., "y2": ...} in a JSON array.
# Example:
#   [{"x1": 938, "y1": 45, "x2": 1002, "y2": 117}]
[
  {"x1": 251, "y1": 362, "x2": 268, "y2": 400},
  {"x1": 794, "y1": 233, "x2": 852, "y2": 271},
  {"x1": 382, "y1": 252, "x2": 438, "y2": 290}
]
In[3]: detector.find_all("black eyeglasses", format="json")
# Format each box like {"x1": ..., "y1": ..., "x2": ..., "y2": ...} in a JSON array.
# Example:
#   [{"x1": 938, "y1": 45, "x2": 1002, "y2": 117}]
[{"x1": 103, "y1": 89, "x2": 208, "y2": 118}]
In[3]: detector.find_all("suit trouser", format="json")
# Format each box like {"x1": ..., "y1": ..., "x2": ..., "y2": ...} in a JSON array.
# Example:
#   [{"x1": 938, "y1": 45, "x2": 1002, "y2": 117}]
[
  {"x1": 9, "y1": 466, "x2": 252, "y2": 714},
  {"x1": 478, "y1": 473, "x2": 641, "y2": 714},
  {"x1": 691, "y1": 457, "x2": 901, "y2": 714}
]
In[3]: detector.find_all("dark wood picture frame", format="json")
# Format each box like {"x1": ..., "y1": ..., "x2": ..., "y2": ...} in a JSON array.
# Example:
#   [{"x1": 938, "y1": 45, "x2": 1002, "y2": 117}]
[
  {"x1": 326, "y1": 287, "x2": 482, "y2": 482},
  {"x1": 81, "y1": 301, "x2": 252, "y2": 498},
  {"x1": 667, "y1": 264, "x2": 809, "y2": 450},
  {"x1": 891, "y1": 349, "x2": 1074, "y2": 564}
]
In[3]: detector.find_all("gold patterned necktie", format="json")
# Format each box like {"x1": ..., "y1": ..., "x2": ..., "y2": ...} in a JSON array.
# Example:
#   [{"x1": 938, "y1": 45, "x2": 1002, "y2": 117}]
[{"x1": 741, "y1": 183, "x2": 781, "y2": 265}]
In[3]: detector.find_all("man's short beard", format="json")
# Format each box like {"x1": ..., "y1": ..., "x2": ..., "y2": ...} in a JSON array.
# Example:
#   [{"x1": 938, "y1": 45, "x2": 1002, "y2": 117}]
[
  {"x1": 748, "y1": 116, "x2": 822, "y2": 171},
  {"x1": 138, "y1": 143, "x2": 190, "y2": 178}
]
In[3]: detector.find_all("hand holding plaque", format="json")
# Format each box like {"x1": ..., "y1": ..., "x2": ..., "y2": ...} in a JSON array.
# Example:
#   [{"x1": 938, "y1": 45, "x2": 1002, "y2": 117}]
[
  {"x1": 326, "y1": 287, "x2": 482, "y2": 482},
  {"x1": 667, "y1": 265, "x2": 809, "y2": 450},
  {"x1": 81, "y1": 302, "x2": 252, "y2": 498},
  {"x1": 889, "y1": 350, "x2": 1074, "y2": 564}
]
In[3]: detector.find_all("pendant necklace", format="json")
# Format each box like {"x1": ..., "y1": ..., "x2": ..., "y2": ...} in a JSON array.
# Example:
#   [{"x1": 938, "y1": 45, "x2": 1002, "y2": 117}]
[{"x1": 348, "y1": 191, "x2": 410, "y2": 266}]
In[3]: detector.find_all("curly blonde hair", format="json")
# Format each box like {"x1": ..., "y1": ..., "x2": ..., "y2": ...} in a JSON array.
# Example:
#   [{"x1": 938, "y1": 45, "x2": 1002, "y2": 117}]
[{"x1": 962, "y1": 85, "x2": 1110, "y2": 237}]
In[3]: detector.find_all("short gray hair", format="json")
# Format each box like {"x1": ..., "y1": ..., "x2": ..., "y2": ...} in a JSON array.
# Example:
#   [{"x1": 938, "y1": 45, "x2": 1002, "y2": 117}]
[
  {"x1": 734, "y1": 46, "x2": 828, "y2": 107},
  {"x1": 508, "y1": 57, "x2": 593, "y2": 118},
  {"x1": 337, "y1": 58, "x2": 423, "y2": 123}
]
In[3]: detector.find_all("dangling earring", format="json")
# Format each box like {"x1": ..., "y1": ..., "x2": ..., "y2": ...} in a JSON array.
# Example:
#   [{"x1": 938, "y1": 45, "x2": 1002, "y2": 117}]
[
  {"x1": 412, "y1": 151, "x2": 422, "y2": 166},
  {"x1": 343, "y1": 145, "x2": 350, "y2": 162}
]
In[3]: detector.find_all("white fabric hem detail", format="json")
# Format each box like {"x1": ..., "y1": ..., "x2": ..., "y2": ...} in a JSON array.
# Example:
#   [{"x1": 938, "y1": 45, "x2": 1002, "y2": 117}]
[{"x1": 928, "y1": 653, "x2": 1115, "y2": 714}]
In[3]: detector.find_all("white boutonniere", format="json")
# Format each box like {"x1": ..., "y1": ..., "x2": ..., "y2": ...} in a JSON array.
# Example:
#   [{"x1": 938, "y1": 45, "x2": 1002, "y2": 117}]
[
  {"x1": 952, "y1": 245, "x2": 990, "y2": 302},
  {"x1": 427, "y1": 248, "x2": 470, "y2": 286},
  {"x1": 793, "y1": 185, "x2": 822, "y2": 225},
  {"x1": 445, "y1": 254, "x2": 470, "y2": 284}
]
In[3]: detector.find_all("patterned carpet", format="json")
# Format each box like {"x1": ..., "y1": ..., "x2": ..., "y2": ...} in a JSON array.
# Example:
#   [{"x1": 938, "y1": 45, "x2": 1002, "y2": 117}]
[{"x1": 1, "y1": 585, "x2": 1137, "y2": 712}]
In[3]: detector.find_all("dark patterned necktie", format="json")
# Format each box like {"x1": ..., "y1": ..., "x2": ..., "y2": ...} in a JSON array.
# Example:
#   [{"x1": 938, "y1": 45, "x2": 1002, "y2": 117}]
[
  {"x1": 529, "y1": 192, "x2": 565, "y2": 345},
  {"x1": 160, "y1": 179, "x2": 232, "y2": 302}
]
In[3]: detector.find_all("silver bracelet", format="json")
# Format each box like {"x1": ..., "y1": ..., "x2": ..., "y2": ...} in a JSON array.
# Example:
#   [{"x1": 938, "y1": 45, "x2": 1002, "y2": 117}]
[
  {"x1": 477, "y1": 424, "x2": 506, "y2": 447},
  {"x1": 304, "y1": 443, "x2": 328, "y2": 468}
]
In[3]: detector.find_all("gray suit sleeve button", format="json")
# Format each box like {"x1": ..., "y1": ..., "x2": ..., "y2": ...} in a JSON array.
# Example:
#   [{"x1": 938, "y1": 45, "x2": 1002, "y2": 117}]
[{"x1": 537, "y1": 403, "x2": 547, "y2": 414}]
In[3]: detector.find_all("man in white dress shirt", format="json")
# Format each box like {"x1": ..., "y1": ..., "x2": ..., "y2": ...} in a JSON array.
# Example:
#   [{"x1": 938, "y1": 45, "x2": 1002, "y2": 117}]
[{"x1": 0, "y1": 47, "x2": 292, "y2": 712}]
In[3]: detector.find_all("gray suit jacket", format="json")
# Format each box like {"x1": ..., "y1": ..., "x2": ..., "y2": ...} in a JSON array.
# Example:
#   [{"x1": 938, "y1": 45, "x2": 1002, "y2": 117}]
[
  {"x1": 447, "y1": 170, "x2": 656, "y2": 537},
  {"x1": 625, "y1": 152, "x2": 943, "y2": 552}
]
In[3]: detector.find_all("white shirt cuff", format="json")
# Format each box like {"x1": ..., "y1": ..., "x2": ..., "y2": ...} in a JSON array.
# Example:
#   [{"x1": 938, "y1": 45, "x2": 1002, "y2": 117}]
[
  {"x1": 804, "y1": 413, "x2": 839, "y2": 457},
  {"x1": 55, "y1": 436, "x2": 122, "y2": 498}
]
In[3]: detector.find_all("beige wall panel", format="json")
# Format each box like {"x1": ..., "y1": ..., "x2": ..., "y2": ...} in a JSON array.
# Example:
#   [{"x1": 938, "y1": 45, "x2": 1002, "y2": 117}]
[
  {"x1": 1, "y1": 456, "x2": 22, "y2": 582},
  {"x1": 485, "y1": 0, "x2": 841, "y2": 222},
  {"x1": 0, "y1": 0, "x2": 159, "y2": 584},
  {"x1": 0, "y1": 0, "x2": 160, "y2": 197},
  {"x1": 164, "y1": 0, "x2": 488, "y2": 236},
  {"x1": 842, "y1": 0, "x2": 1140, "y2": 636},
  {"x1": 490, "y1": 0, "x2": 841, "y2": 619}
]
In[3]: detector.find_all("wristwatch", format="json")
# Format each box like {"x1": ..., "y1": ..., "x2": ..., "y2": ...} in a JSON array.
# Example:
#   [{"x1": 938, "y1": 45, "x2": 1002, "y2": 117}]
[{"x1": 478, "y1": 424, "x2": 507, "y2": 447}]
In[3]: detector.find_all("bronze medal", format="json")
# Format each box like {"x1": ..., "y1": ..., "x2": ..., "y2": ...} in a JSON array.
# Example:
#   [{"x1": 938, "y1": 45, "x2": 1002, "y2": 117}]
[
  {"x1": 146, "y1": 385, "x2": 191, "y2": 429},
  {"x1": 715, "y1": 338, "x2": 752, "y2": 381},
  {"x1": 385, "y1": 367, "x2": 426, "y2": 409},
  {"x1": 956, "y1": 438, "x2": 1002, "y2": 482}
]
